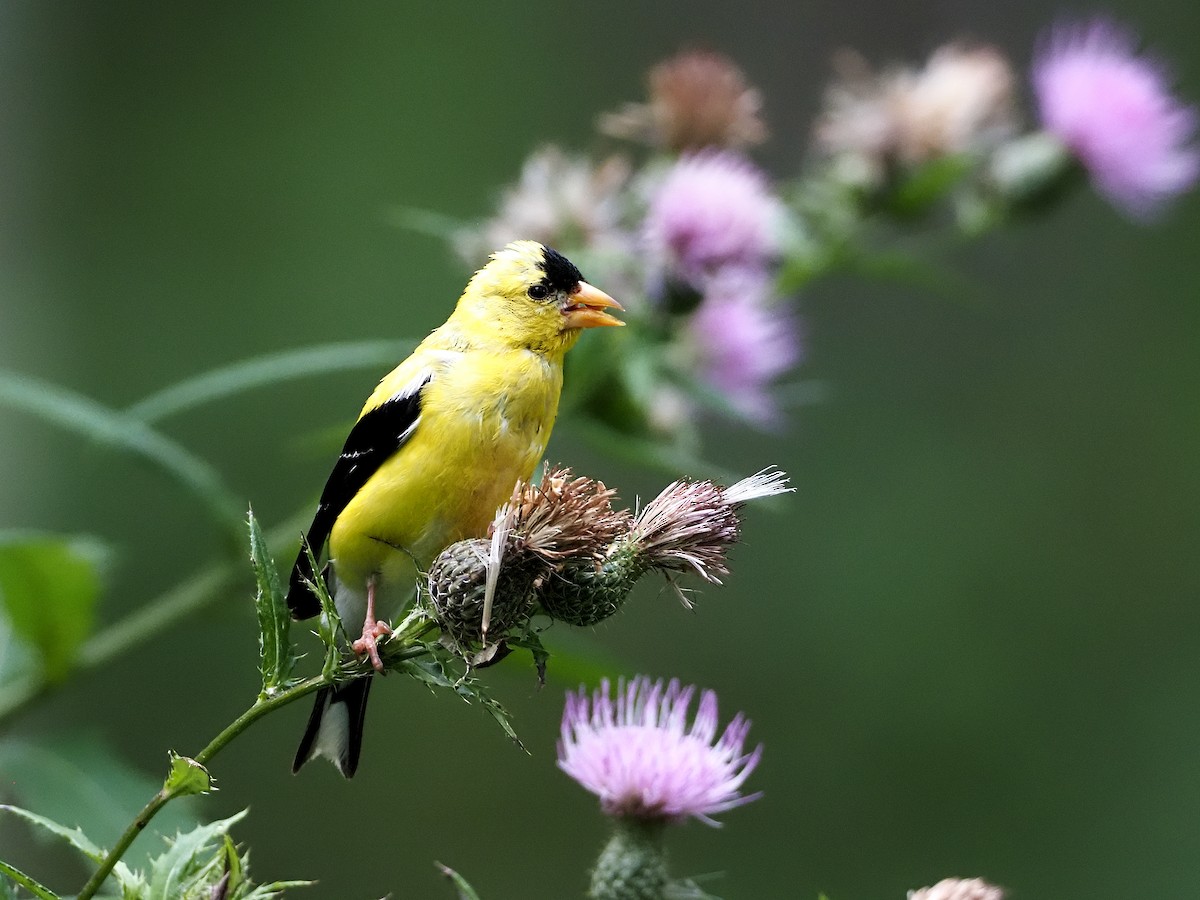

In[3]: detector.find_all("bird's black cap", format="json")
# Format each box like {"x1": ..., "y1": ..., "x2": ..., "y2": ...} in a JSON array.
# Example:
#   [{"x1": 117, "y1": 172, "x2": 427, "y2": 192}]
[{"x1": 540, "y1": 245, "x2": 584, "y2": 293}]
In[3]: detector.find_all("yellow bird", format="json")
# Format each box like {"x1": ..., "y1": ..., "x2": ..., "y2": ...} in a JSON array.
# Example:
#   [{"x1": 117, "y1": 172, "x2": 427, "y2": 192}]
[{"x1": 287, "y1": 241, "x2": 623, "y2": 777}]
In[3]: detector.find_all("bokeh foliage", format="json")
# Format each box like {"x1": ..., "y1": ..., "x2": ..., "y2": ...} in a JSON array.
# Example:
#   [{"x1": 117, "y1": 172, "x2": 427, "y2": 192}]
[{"x1": 1, "y1": 2, "x2": 1199, "y2": 899}]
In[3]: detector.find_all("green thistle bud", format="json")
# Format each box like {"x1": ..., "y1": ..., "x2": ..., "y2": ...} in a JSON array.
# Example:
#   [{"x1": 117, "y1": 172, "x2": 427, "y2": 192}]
[
  {"x1": 538, "y1": 542, "x2": 647, "y2": 627},
  {"x1": 588, "y1": 819, "x2": 668, "y2": 900},
  {"x1": 427, "y1": 538, "x2": 539, "y2": 644}
]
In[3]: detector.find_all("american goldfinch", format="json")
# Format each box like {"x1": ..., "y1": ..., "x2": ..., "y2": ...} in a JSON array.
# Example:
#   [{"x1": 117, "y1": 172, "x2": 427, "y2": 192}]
[{"x1": 287, "y1": 241, "x2": 623, "y2": 777}]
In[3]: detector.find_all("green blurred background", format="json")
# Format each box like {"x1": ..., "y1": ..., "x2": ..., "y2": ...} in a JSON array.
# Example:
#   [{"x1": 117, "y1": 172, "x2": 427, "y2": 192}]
[{"x1": 2, "y1": 1, "x2": 1200, "y2": 897}]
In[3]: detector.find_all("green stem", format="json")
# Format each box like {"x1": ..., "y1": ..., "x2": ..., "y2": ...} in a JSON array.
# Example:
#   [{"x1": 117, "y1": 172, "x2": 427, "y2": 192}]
[
  {"x1": 77, "y1": 643, "x2": 431, "y2": 900},
  {"x1": 76, "y1": 788, "x2": 171, "y2": 900},
  {"x1": 195, "y1": 674, "x2": 326, "y2": 767}
]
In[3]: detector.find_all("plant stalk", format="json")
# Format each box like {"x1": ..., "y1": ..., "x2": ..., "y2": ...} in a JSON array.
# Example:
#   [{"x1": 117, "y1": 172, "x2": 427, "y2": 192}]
[{"x1": 75, "y1": 646, "x2": 429, "y2": 899}]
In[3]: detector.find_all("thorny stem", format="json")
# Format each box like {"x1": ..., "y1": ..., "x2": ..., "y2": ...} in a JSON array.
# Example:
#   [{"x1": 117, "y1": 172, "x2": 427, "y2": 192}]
[
  {"x1": 77, "y1": 644, "x2": 432, "y2": 900},
  {"x1": 75, "y1": 788, "x2": 171, "y2": 900}
]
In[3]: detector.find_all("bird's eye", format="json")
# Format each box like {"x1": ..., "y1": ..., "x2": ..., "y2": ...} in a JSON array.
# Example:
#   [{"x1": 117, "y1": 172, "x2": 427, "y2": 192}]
[{"x1": 528, "y1": 283, "x2": 550, "y2": 300}]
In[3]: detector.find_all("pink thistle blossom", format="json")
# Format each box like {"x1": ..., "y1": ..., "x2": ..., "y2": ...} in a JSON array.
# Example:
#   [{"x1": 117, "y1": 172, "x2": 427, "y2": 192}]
[
  {"x1": 689, "y1": 270, "x2": 801, "y2": 425},
  {"x1": 558, "y1": 676, "x2": 762, "y2": 826},
  {"x1": 643, "y1": 151, "x2": 782, "y2": 283},
  {"x1": 1032, "y1": 18, "x2": 1199, "y2": 218}
]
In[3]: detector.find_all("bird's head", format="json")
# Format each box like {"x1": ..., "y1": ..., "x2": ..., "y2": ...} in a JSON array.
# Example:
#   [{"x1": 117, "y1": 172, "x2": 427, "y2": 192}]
[{"x1": 453, "y1": 241, "x2": 624, "y2": 356}]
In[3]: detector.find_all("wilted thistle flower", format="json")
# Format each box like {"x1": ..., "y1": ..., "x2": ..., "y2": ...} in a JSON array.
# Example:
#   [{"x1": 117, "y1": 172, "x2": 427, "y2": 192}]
[
  {"x1": 688, "y1": 269, "x2": 802, "y2": 425},
  {"x1": 457, "y1": 146, "x2": 633, "y2": 262},
  {"x1": 428, "y1": 468, "x2": 629, "y2": 645},
  {"x1": 427, "y1": 467, "x2": 791, "y2": 644},
  {"x1": 1032, "y1": 17, "x2": 1199, "y2": 219},
  {"x1": 908, "y1": 877, "x2": 1005, "y2": 900},
  {"x1": 599, "y1": 49, "x2": 768, "y2": 151},
  {"x1": 643, "y1": 150, "x2": 782, "y2": 285},
  {"x1": 538, "y1": 467, "x2": 792, "y2": 625},
  {"x1": 559, "y1": 676, "x2": 763, "y2": 825},
  {"x1": 815, "y1": 44, "x2": 1017, "y2": 188}
]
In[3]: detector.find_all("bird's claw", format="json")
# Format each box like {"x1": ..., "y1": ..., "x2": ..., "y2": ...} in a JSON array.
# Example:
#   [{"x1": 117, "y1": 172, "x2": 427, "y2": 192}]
[{"x1": 353, "y1": 619, "x2": 393, "y2": 673}]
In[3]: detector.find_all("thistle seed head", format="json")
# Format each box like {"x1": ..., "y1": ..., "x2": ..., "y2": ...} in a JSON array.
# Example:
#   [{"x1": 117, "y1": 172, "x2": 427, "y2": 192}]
[
  {"x1": 497, "y1": 466, "x2": 631, "y2": 563},
  {"x1": 427, "y1": 538, "x2": 538, "y2": 645}
]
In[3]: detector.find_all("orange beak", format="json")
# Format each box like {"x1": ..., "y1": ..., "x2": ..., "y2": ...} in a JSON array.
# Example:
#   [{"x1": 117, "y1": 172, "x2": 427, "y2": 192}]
[{"x1": 561, "y1": 281, "x2": 625, "y2": 330}]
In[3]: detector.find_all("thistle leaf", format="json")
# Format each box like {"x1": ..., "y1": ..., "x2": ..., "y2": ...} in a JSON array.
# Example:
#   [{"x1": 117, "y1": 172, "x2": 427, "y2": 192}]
[
  {"x1": 0, "y1": 803, "x2": 143, "y2": 891},
  {"x1": 302, "y1": 542, "x2": 342, "y2": 681},
  {"x1": 248, "y1": 511, "x2": 295, "y2": 698},
  {"x1": 145, "y1": 811, "x2": 248, "y2": 900},
  {"x1": 0, "y1": 732, "x2": 198, "y2": 872},
  {"x1": 145, "y1": 811, "x2": 311, "y2": 899},
  {"x1": 436, "y1": 862, "x2": 484, "y2": 900},
  {"x1": 0, "y1": 859, "x2": 60, "y2": 900},
  {"x1": 394, "y1": 652, "x2": 526, "y2": 752},
  {"x1": 506, "y1": 630, "x2": 550, "y2": 686},
  {"x1": 0, "y1": 533, "x2": 106, "y2": 682}
]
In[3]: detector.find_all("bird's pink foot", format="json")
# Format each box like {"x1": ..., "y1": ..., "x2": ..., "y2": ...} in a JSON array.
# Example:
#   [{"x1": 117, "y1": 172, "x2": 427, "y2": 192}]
[{"x1": 353, "y1": 619, "x2": 393, "y2": 672}]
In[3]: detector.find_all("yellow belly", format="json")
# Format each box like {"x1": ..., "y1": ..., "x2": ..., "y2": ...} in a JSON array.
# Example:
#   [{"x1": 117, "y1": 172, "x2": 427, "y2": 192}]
[{"x1": 328, "y1": 348, "x2": 561, "y2": 606}]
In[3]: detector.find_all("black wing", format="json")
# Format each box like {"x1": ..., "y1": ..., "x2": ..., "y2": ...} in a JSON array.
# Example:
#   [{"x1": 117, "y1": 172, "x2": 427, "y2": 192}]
[{"x1": 286, "y1": 379, "x2": 429, "y2": 619}]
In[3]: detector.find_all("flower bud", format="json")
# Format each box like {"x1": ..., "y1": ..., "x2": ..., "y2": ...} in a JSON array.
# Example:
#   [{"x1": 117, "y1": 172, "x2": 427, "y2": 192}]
[
  {"x1": 427, "y1": 538, "x2": 538, "y2": 644},
  {"x1": 588, "y1": 819, "x2": 668, "y2": 900},
  {"x1": 537, "y1": 543, "x2": 647, "y2": 627}
]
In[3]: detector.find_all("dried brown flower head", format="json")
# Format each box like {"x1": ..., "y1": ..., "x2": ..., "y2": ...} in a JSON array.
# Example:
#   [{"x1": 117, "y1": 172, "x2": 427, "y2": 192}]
[
  {"x1": 500, "y1": 466, "x2": 631, "y2": 562},
  {"x1": 909, "y1": 877, "x2": 1006, "y2": 900},
  {"x1": 600, "y1": 49, "x2": 768, "y2": 151},
  {"x1": 426, "y1": 466, "x2": 791, "y2": 645}
]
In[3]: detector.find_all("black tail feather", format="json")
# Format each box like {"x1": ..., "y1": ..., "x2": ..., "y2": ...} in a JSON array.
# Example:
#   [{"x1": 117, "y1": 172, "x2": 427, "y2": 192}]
[{"x1": 292, "y1": 676, "x2": 373, "y2": 778}]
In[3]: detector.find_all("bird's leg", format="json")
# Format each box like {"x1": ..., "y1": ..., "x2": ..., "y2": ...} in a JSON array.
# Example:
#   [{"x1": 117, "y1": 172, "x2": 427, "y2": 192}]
[{"x1": 352, "y1": 574, "x2": 392, "y2": 673}]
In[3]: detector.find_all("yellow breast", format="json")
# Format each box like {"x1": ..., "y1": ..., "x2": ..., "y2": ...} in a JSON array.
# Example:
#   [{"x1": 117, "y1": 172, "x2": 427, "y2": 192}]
[{"x1": 328, "y1": 347, "x2": 563, "y2": 597}]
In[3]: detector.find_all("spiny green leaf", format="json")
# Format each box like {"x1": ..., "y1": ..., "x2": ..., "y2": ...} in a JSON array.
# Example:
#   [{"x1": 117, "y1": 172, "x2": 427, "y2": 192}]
[
  {"x1": 240, "y1": 881, "x2": 315, "y2": 899},
  {"x1": 0, "y1": 806, "x2": 144, "y2": 892},
  {"x1": 506, "y1": 630, "x2": 549, "y2": 686},
  {"x1": 219, "y1": 834, "x2": 243, "y2": 898},
  {"x1": 164, "y1": 752, "x2": 213, "y2": 798},
  {"x1": 436, "y1": 862, "x2": 483, "y2": 900},
  {"x1": 0, "y1": 804, "x2": 111, "y2": 867},
  {"x1": 303, "y1": 542, "x2": 342, "y2": 681},
  {"x1": 395, "y1": 653, "x2": 526, "y2": 752},
  {"x1": 476, "y1": 693, "x2": 526, "y2": 753},
  {"x1": 127, "y1": 340, "x2": 416, "y2": 424},
  {"x1": 0, "y1": 859, "x2": 60, "y2": 900},
  {"x1": 146, "y1": 810, "x2": 248, "y2": 900},
  {"x1": 248, "y1": 511, "x2": 295, "y2": 699},
  {"x1": 0, "y1": 371, "x2": 243, "y2": 539},
  {"x1": 0, "y1": 533, "x2": 105, "y2": 681}
]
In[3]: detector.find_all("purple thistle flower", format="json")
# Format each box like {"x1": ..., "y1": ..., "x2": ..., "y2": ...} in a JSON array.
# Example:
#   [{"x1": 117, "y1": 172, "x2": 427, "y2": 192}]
[
  {"x1": 689, "y1": 269, "x2": 802, "y2": 425},
  {"x1": 643, "y1": 151, "x2": 781, "y2": 283},
  {"x1": 558, "y1": 676, "x2": 762, "y2": 826},
  {"x1": 1032, "y1": 17, "x2": 1199, "y2": 218}
]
